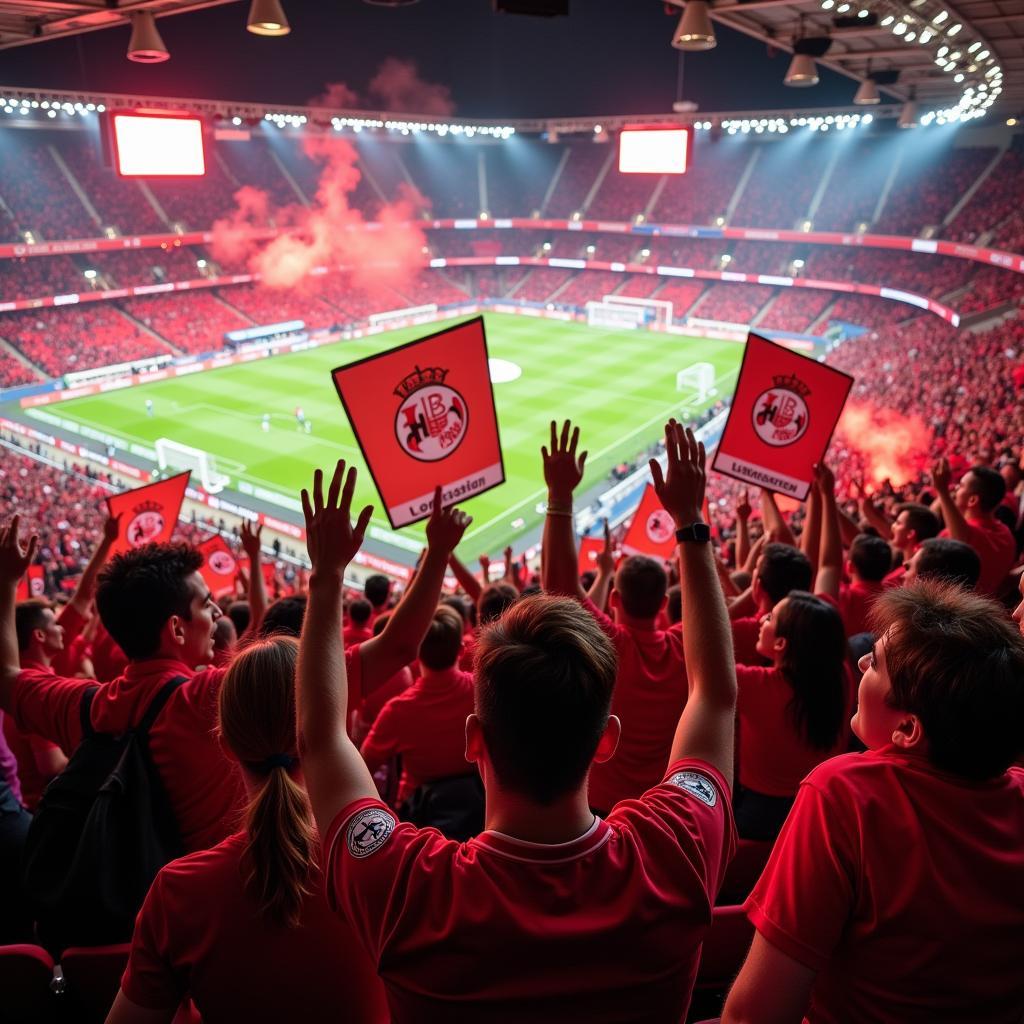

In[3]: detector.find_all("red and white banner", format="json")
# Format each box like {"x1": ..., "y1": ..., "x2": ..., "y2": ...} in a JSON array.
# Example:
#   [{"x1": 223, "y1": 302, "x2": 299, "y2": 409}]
[
  {"x1": 15, "y1": 565, "x2": 45, "y2": 601},
  {"x1": 106, "y1": 471, "x2": 190, "y2": 556},
  {"x1": 620, "y1": 484, "x2": 678, "y2": 561},
  {"x1": 332, "y1": 316, "x2": 505, "y2": 528},
  {"x1": 198, "y1": 535, "x2": 239, "y2": 598},
  {"x1": 712, "y1": 332, "x2": 853, "y2": 501}
]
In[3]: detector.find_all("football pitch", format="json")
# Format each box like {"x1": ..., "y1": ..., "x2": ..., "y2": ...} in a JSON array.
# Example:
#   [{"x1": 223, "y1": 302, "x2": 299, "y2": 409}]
[{"x1": 41, "y1": 313, "x2": 743, "y2": 560}]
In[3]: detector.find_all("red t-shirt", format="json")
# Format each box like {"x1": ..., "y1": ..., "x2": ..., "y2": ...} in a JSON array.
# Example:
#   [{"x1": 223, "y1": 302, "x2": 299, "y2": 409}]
[
  {"x1": 736, "y1": 665, "x2": 850, "y2": 797},
  {"x1": 343, "y1": 625, "x2": 374, "y2": 648},
  {"x1": 941, "y1": 517, "x2": 1016, "y2": 595},
  {"x1": 121, "y1": 832, "x2": 388, "y2": 1024},
  {"x1": 837, "y1": 580, "x2": 882, "y2": 637},
  {"x1": 325, "y1": 759, "x2": 735, "y2": 1023},
  {"x1": 581, "y1": 599, "x2": 688, "y2": 812},
  {"x1": 882, "y1": 563, "x2": 907, "y2": 589},
  {"x1": 51, "y1": 604, "x2": 87, "y2": 677},
  {"x1": 360, "y1": 667, "x2": 475, "y2": 801},
  {"x1": 352, "y1": 667, "x2": 413, "y2": 746},
  {"x1": 731, "y1": 616, "x2": 764, "y2": 666},
  {"x1": 11, "y1": 658, "x2": 246, "y2": 852},
  {"x1": 746, "y1": 748, "x2": 1024, "y2": 1023}
]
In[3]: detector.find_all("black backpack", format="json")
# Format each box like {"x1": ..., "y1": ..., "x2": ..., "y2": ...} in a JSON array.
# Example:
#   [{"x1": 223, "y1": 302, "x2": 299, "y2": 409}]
[{"x1": 22, "y1": 676, "x2": 187, "y2": 952}]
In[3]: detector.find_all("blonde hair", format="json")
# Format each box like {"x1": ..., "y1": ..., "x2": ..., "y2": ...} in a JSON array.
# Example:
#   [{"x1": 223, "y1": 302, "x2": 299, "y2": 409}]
[{"x1": 218, "y1": 635, "x2": 316, "y2": 928}]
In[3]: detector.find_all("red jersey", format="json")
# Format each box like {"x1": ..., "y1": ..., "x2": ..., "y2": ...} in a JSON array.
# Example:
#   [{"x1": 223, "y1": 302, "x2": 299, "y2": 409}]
[
  {"x1": 941, "y1": 517, "x2": 1016, "y2": 595},
  {"x1": 343, "y1": 625, "x2": 374, "y2": 648},
  {"x1": 837, "y1": 580, "x2": 882, "y2": 637},
  {"x1": 736, "y1": 665, "x2": 850, "y2": 797},
  {"x1": 121, "y1": 832, "x2": 388, "y2": 1024},
  {"x1": 746, "y1": 748, "x2": 1024, "y2": 1023},
  {"x1": 731, "y1": 616, "x2": 764, "y2": 665},
  {"x1": 352, "y1": 666, "x2": 413, "y2": 746},
  {"x1": 50, "y1": 604, "x2": 87, "y2": 677},
  {"x1": 882, "y1": 563, "x2": 908, "y2": 589},
  {"x1": 360, "y1": 667, "x2": 474, "y2": 801},
  {"x1": 11, "y1": 659, "x2": 245, "y2": 852},
  {"x1": 325, "y1": 759, "x2": 735, "y2": 1023},
  {"x1": 581, "y1": 599, "x2": 688, "y2": 811}
]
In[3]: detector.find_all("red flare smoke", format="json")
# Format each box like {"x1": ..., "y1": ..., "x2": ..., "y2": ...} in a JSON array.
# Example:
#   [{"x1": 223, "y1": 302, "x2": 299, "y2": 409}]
[{"x1": 836, "y1": 402, "x2": 931, "y2": 487}]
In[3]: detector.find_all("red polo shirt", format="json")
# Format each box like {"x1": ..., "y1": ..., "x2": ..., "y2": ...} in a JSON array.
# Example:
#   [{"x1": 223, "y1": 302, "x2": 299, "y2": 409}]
[
  {"x1": 746, "y1": 748, "x2": 1024, "y2": 1023},
  {"x1": 837, "y1": 580, "x2": 882, "y2": 637},
  {"x1": 325, "y1": 759, "x2": 735, "y2": 1023},
  {"x1": 736, "y1": 665, "x2": 851, "y2": 797},
  {"x1": 121, "y1": 832, "x2": 388, "y2": 1024},
  {"x1": 581, "y1": 599, "x2": 688, "y2": 812},
  {"x1": 10, "y1": 659, "x2": 245, "y2": 852},
  {"x1": 941, "y1": 517, "x2": 1016, "y2": 595},
  {"x1": 360, "y1": 666, "x2": 474, "y2": 801}
]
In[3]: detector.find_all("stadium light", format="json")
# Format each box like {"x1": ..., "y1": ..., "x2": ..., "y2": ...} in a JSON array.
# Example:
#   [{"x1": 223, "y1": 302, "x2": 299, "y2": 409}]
[
  {"x1": 247, "y1": 0, "x2": 290, "y2": 35},
  {"x1": 672, "y1": 1, "x2": 716, "y2": 51},
  {"x1": 899, "y1": 97, "x2": 919, "y2": 128},
  {"x1": 127, "y1": 12, "x2": 169, "y2": 63},
  {"x1": 854, "y1": 78, "x2": 880, "y2": 104},
  {"x1": 785, "y1": 54, "x2": 819, "y2": 87}
]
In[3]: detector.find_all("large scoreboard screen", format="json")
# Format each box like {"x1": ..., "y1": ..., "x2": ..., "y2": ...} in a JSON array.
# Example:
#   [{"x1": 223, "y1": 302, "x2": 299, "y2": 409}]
[
  {"x1": 109, "y1": 110, "x2": 206, "y2": 177},
  {"x1": 618, "y1": 126, "x2": 692, "y2": 175}
]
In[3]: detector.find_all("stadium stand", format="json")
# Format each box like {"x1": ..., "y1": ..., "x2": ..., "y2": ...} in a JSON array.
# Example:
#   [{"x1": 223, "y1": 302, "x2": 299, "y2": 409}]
[
  {"x1": 120, "y1": 292, "x2": 253, "y2": 355},
  {"x1": 757, "y1": 288, "x2": 834, "y2": 332},
  {"x1": 544, "y1": 143, "x2": 612, "y2": 218}
]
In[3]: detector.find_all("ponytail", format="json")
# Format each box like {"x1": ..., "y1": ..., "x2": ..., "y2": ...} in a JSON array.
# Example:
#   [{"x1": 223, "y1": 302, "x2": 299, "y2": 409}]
[{"x1": 218, "y1": 635, "x2": 317, "y2": 928}]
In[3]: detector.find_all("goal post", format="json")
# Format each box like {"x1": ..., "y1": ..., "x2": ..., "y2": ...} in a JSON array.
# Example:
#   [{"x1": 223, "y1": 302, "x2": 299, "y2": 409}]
[
  {"x1": 676, "y1": 361, "x2": 717, "y2": 403},
  {"x1": 602, "y1": 294, "x2": 674, "y2": 328},
  {"x1": 585, "y1": 301, "x2": 647, "y2": 330},
  {"x1": 154, "y1": 438, "x2": 230, "y2": 494}
]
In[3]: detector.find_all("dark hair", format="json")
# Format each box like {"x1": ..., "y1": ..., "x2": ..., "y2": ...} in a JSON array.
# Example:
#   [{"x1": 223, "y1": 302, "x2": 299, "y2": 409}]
[
  {"x1": 227, "y1": 600, "x2": 251, "y2": 636},
  {"x1": 915, "y1": 538, "x2": 981, "y2": 590},
  {"x1": 774, "y1": 592, "x2": 847, "y2": 751},
  {"x1": 348, "y1": 598, "x2": 372, "y2": 627},
  {"x1": 479, "y1": 582, "x2": 519, "y2": 625},
  {"x1": 259, "y1": 596, "x2": 307, "y2": 637},
  {"x1": 666, "y1": 584, "x2": 682, "y2": 626},
  {"x1": 96, "y1": 543, "x2": 203, "y2": 659},
  {"x1": 757, "y1": 543, "x2": 812, "y2": 604},
  {"x1": 614, "y1": 555, "x2": 668, "y2": 620},
  {"x1": 219, "y1": 635, "x2": 315, "y2": 927},
  {"x1": 441, "y1": 594, "x2": 470, "y2": 625},
  {"x1": 419, "y1": 605, "x2": 465, "y2": 670},
  {"x1": 363, "y1": 574, "x2": 391, "y2": 610},
  {"x1": 964, "y1": 465, "x2": 1006, "y2": 513},
  {"x1": 14, "y1": 599, "x2": 51, "y2": 653},
  {"x1": 850, "y1": 534, "x2": 893, "y2": 583},
  {"x1": 371, "y1": 611, "x2": 390, "y2": 638},
  {"x1": 893, "y1": 502, "x2": 940, "y2": 544},
  {"x1": 475, "y1": 595, "x2": 617, "y2": 805},
  {"x1": 870, "y1": 581, "x2": 1024, "y2": 779}
]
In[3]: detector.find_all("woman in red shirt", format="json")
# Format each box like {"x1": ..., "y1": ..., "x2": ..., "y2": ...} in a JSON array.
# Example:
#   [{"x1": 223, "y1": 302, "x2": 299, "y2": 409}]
[
  {"x1": 734, "y1": 591, "x2": 849, "y2": 840},
  {"x1": 106, "y1": 636, "x2": 388, "y2": 1024}
]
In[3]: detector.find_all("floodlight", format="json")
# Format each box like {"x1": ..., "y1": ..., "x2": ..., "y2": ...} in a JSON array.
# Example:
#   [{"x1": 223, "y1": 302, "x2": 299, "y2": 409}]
[
  {"x1": 854, "y1": 78, "x2": 880, "y2": 104},
  {"x1": 247, "y1": 0, "x2": 290, "y2": 35},
  {"x1": 127, "y1": 12, "x2": 169, "y2": 63},
  {"x1": 672, "y1": 1, "x2": 716, "y2": 51},
  {"x1": 785, "y1": 53, "x2": 819, "y2": 86},
  {"x1": 899, "y1": 98, "x2": 919, "y2": 128}
]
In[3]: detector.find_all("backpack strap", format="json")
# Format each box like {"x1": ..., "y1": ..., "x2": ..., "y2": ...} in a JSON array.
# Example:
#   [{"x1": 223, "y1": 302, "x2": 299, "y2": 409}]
[
  {"x1": 136, "y1": 676, "x2": 188, "y2": 738},
  {"x1": 78, "y1": 685, "x2": 101, "y2": 740}
]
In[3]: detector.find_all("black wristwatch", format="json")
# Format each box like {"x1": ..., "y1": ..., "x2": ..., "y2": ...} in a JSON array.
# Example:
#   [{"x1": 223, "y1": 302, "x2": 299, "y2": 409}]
[{"x1": 675, "y1": 521, "x2": 711, "y2": 544}]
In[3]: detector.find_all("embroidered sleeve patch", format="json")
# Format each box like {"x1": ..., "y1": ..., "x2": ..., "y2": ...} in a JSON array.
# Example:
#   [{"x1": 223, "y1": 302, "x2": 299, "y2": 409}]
[
  {"x1": 668, "y1": 771, "x2": 718, "y2": 807},
  {"x1": 345, "y1": 807, "x2": 397, "y2": 859}
]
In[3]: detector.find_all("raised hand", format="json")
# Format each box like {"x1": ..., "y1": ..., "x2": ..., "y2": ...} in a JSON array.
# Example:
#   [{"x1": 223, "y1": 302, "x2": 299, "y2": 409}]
[
  {"x1": 479, "y1": 553, "x2": 491, "y2": 578},
  {"x1": 813, "y1": 461, "x2": 836, "y2": 496},
  {"x1": 301, "y1": 461, "x2": 373, "y2": 580},
  {"x1": 649, "y1": 419, "x2": 706, "y2": 528},
  {"x1": 542, "y1": 419, "x2": 588, "y2": 502},
  {"x1": 240, "y1": 519, "x2": 263, "y2": 560},
  {"x1": 596, "y1": 519, "x2": 615, "y2": 574},
  {"x1": 736, "y1": 488, "x2": 752, "y2": 521},
  {"x1": 425, "y1": 486, "x2": 473, "y2": 556},
  {"x1": 102, "y1": 514, "x2": 122, "y2": 545},
  {"x1": 931, "y1": 457, "x2": 952, "y2": 494},
  {"x1": 0, "y1": 515, "x2": 38, "y2": 586}
]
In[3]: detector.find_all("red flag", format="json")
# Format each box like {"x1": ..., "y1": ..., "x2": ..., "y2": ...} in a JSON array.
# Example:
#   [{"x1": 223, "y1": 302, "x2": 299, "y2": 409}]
[
  {"x1": 198, "y1": 535, "x2": 239, "y2": 599},
  {"x1": 332, "y1": 316, "x2": 505, "y2": 528},
  {"x1": 578, "y1": 536, "x2": 604, "y2": 576},
  {"x1": 106, "y1": 471, "x2": 190, "y2": 556},
  {"x1": 620, "y1": 485, "x2": 677, "y2": 561},
  {"x1": 712, "y1": 332, "x2": 853, "y2": 501},
  {"x1": 16, "y1": 564, "x2": 45, "y2": 601}
]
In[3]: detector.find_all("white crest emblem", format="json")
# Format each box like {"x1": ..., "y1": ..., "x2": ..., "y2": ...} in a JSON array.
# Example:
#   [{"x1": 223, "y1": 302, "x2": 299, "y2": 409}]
[
  {"x1": 646, "y1": 510, "x2": 674, "y2": 544},
  {"x1": 127, "y1": 508, "x2": 165, "y2": 547},
  {"x1": 669, "y1": 771, "x2": 718, "y2": 807},
  {"x1": 752, "y1": 373, "x2": 812, "y2": 448},
  {"x1": 207, "y1": 550, "x2": 236, "y2": 576},
  {"x1": 394, "y1": 365, "x2": 468, "y2": 463},
  {"x1": 346, "y1": 807, "x2": 396, "y2": 859}
]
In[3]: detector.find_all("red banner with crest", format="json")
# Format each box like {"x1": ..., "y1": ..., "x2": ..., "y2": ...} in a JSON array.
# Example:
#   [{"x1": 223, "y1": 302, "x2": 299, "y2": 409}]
[{"x1": 105, "y1": 471, "x2": 190, "y2": 556}]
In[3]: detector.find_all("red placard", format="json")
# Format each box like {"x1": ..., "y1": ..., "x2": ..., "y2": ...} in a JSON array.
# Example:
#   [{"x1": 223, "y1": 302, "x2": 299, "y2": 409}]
[
  {"x1": 578, "y1": 536, "x2": 604, "y2": 576},
  {"x1": 712, "y1": 333, "x2": 853, "y2": 502},
  {"x1": 198, "y1": 535, "x2": 239, "y2": 599},
  {"x1": 106, "y1": 471, "x2": 190, "y2": 556},
  {"x1": 16, "y1": 564, "x2": 45, "y2": 601},
  {"x1": 620, "y1": 484, "x2": 677, "y2": 561},
  {"x1": 332, "y1": 316, "x2": 505, "y2": 528}
]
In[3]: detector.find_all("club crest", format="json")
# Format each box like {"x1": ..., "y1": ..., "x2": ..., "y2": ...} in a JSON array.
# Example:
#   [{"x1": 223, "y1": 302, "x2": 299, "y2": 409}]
[
  {"x1": 207, "y1": 550, "x2": 236, "y2": 576},
  {"x1": 346, "y1": 807, "x2": 396, "y2": 859},
  {"x1": 752, "y1": 373, "x2": 811, "y2": 447},
  {"x1": 646, "y1": 510, "x2": 674, "y2": 544},
  {"x1": 127, "y1": 501, "x2": 165, "y2": 547},
  {"x1": 394, "y1": 365, "x2": 468, "y2": 462}
]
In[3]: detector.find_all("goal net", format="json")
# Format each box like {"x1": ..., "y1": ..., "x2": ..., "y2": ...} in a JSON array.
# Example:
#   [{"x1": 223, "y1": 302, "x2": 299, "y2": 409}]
[
  {"x1": 586, "y1": 301, "x2": 647, "y2": 330},
  {"x1": 676, "y1": 361, "x2": 717, "y2": 403},
  {"x1": 155, "y1": 438, "x2": 230, "y2": 494},
  {"x1": 602, "y1": 295, "x2": 674, "y2": 328}
]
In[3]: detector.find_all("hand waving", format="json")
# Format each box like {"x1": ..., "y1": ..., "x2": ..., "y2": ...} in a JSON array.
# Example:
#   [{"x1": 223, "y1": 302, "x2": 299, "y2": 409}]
[
  {"x1": 649, "y1": 419, "x2": 706, "y2": 528},
  {"x1": 0, "y1": 515, "x2": 38, "y2": 587},
  {"x1": 425, "y1": 486, "x2": 473, "y2": 555},
  {"x1": 301, "y1": 461, "x2": 373, "y2": 580},
  {"x1": 596, "y1": 519, "x2": 616, "y2": 574},
  {"x1": 542, "y1": 420, "x2": 588, "y2": 502},
  {"x1": 813, "y1": 462, "x2": 836, "y2": 496},
  {"x1": 736, "y1": 489, "x2": 752, "y2": 522},
  {"x1": 931, "y1": 457, "x2": 952, "y2": 494},
  {"x1": 240, "y1": 519, "x2": 263, "y2": 560},
  {"x1": 102, "y1": 514, "x2": 122, "y2": 545}
]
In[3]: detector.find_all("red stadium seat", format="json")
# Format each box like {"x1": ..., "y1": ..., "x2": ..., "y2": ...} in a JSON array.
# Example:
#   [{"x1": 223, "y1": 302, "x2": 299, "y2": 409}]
[
  {"x1": 695, "y1": 906, "x2": 755, "y2": 992},
  {"x1": 0, "y1": 944, "x2": 57, "y2": 1024},
  {"x1": 57, "y1": 943, "x2": 131, "y2": 1023}
]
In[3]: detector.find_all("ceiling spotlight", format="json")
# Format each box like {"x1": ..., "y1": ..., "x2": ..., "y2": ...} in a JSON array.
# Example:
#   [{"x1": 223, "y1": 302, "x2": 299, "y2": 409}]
[
  {"x1": 893, "y1": 21, "x2": 907, "y2": 35},
  {"x1": 854, "y1": 77, "x2": 880, "y2": 104},
  {"x1": 968, "y1": 41, "x2": 981, "y2": 52},
  {"x1": 899, "y1": 97, "x2": 918, "y2": 128},
  {"x1": 127, "y1": 11, "x2": 169, "y2": 62},
  {"x1": 672, "y1": 1, "x2": 716, "y2": 51},
  {"x1": 881, "y1": 14, "x2": 894, "y2": 25},
  {"x1": 247, "y1": 0, "x2": 290, "y2": 35},
  {"x1": 785, "y1": 53, "x2": 819, "y2": 87},
  {"x1": 932, "y1": 10, "x2": 948, "y2": 23},
  {"x1": 946, "y1": 22, "x2": 961, "y2": 34}
]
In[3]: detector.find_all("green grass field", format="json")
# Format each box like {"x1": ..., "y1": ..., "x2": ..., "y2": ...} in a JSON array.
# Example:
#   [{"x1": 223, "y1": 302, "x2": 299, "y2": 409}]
[{"x1": 35, "y1": 313, "x2": 742, "y2": 560}]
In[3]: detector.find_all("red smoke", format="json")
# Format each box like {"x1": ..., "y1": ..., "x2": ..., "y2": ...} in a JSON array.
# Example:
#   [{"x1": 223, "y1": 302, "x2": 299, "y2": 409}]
[
  {"x1": 368, "y1": 58, "x2": 455, "y2": 116},
  {"x1": 836, "y1": 402, "x2": 932, "y2": 486},
  {"x1": 210, "y1": 186, "x2": 272, "y2": 267},
  {"x1": 312, "y1": 82, "x2": 360, "y2": 109}
]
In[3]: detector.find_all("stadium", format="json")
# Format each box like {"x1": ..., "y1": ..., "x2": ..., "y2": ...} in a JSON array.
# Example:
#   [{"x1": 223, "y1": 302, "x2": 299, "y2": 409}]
[{"x1": 0, "y1": 2, "x2": 1023, "y2": 1022}]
